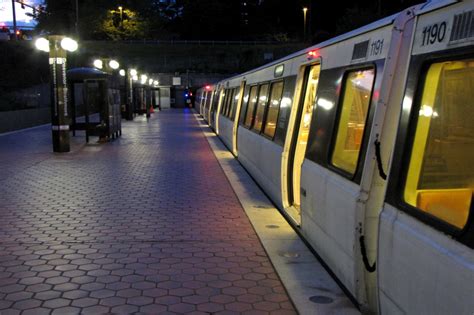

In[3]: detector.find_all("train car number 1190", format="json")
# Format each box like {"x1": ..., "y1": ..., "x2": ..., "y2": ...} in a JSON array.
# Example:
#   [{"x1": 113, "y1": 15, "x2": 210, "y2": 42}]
[{"x1": 421, "y1": 21, "x2": 447, "y2": 46}]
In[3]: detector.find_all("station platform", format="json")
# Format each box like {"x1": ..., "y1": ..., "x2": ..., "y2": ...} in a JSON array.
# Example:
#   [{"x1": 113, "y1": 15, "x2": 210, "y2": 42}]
[{"x1": 0, "y1": 109, "x2": 358, "y2": 315}]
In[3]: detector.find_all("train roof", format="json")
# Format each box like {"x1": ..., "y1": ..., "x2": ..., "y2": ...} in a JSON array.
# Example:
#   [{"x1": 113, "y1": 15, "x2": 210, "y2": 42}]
[{"x1": 417, "y1": 0, "x2": 459, "y2": 14}]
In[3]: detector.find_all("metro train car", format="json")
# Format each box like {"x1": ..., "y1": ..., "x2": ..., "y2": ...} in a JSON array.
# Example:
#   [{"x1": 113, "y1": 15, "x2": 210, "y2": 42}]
[{"x1": 196, "y1": 0, "x2": 474, "y2": 313}]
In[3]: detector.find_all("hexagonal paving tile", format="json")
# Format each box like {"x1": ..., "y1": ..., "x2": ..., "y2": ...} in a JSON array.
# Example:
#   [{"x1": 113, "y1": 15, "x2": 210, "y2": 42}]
[
  {"x1": 0, "y1": 111, "x2": 296, "y2": 315},
  {"x1": 71, "y1": 297, "x2": 99, "y2": 308},
  {"x1": 111, "y1": 304, "x2": 139, "y2": 314},
  {"x1": 99, "y1": 296, "x2": 126, "y2": 307},
  {"x1": 43, "y1": 298, "x2": 71, "y2": 309}
]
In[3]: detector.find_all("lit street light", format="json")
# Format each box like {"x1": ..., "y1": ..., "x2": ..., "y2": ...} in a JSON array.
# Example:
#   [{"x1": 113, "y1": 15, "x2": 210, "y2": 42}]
[
  {"x1": 303, "y1": 7, "x2": 308, "y2": 42},
  {"x1": 109, "y1": 59, "x2": 120, "y2": 70},
  {"x1": 35, "y1": 37, "x2": 50, "y2": 52},
  {"x1": 34, "y1": 36, "x2": 79, "y2": 152},
  {"x1": 60, "y1": 37, "x2": 78, "y2": 52},
  {"x1": 93, "y1": 59, "x2": 103, "y2": 69},
  {"x1": 118, "y1": 6, "x2": 123, "y2": 27}
]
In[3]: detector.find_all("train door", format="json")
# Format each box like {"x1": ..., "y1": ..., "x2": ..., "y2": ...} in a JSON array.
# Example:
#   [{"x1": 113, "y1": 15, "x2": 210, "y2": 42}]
[
  {"x1": 283, "y1": 64, "x2": 321, "y2": 224},
  {"x1": 208, "y1": 90, "x2": 217, "y2": 130},
  {"x1": 232, "y1": 81, "x2": 246, "y2": 156},
  {"x1": 205, "y1": 91, "x2": 212, "y2": 123},
  {"x1": 215, "y1": 89, "x2": 225, "y2": 135},
  {"x1": 378, "y1": 3, "x2": 474, "y2": 313}
]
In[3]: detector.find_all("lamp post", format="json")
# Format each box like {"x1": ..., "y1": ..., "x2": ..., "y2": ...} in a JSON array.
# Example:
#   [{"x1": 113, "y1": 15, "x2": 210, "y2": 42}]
[
  {"x1": 118, "y1": 6, "x2": 123, "y2": 27},
  {"x1": 35, "y1": 36, "x2": 78, "y2": 152},
  {"x1": 123, "y1": 69, "x2": 134, "y2": 120},
  {"x1": 303, "y1": 7, "x2": 308, "y2": 43}
]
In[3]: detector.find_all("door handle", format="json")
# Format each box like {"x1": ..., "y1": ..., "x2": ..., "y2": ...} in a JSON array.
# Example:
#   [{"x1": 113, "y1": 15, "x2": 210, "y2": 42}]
[{"x1": 301, "y1": 187, "x2": 307, "y2": 197}]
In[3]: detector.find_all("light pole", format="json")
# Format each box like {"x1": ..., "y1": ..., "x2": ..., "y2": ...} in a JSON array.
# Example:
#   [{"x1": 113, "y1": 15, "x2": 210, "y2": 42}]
[
  {"x1": 35, "y1": 36, "x2": 78, "y2": 152},
  {"x1": 11, "y1": 0, "x2": 17, "y2": 40},
  {"x1": 118, "y1": 6, "x2": 123, "y2": 27},
  {"x1": 303, "y1": 7, "x2": 308, "y2": 43}
]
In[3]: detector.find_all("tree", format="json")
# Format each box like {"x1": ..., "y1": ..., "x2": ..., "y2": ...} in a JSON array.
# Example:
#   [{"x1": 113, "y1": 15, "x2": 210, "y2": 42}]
[
  {"x1": 35, "y1": 0, "x2": 75, "y2": 36},
  {"x1": 99, "y1": 9, "x2": 147, "y2": 40}
]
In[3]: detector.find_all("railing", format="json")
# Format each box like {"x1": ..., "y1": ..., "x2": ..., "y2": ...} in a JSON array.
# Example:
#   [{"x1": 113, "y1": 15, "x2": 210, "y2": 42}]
[{"x1": 84, "y1": 39, "x2": 300, "y2": 46}]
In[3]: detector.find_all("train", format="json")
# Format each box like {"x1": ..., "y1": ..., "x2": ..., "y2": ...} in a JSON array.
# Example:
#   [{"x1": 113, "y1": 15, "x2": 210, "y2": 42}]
[{"x1": 195, "y1": 0, "x2": 473, "y2": 314}]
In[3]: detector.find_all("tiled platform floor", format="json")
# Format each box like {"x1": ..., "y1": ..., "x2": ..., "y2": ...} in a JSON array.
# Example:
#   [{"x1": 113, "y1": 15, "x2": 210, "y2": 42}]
[{"x1": 0, "y1": 109, "x2": 296, "y2": 314}]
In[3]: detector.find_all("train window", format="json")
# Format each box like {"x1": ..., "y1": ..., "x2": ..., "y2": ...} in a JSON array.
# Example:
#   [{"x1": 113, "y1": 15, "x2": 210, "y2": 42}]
[
  {"x1": 331, "y1": 68, "x2": 375, "y2": 175},
  {"x1": 231, "y1": 88, "x2": 240, "y2": 120},
  {"x1": 263, "y1": 81, "x2": 284, "y2": 138},
  {"x1": 240, "y1": 87, "x2": 250, "y2": 125},
  {"x1": 205, "y1": 91, "x2": 212, "y2": 110},
  {"x1": 212, "y1": 90, "x2": 219, "y2": 113},
  {"x1": 331, "y1": 69, "x2": 375, "y2": 175},
  {"x1": 252, "y1": 83, "x2": 270, "y2": 132},
  {"x1": 227, "y1": 89, "x2": 236, "y2": 118},
  {"x1": 222, "y1": 89, "x2": 229, "y2": 117},
  {"x1": 244, "y1": 86, "x2": 259, "y2": 128},
  {"x1": 404, "y1": 59, "x2": 474, "y2": 229},
  {"x1": 221, "y1": 90, "x2": 229, "y2": 117}
]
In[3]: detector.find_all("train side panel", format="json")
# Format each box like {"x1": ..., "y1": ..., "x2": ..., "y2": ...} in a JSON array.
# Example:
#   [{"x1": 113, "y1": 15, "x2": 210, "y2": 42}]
[
  {"x1": 237, "y1": 127, "x2": 284, "y2": 206},
  {"x1": 219, "y1": 116, "x2": 233, "y2": 150},
  {"x1": 379, "y1": 1, "x2": 474, "y2": 313}
]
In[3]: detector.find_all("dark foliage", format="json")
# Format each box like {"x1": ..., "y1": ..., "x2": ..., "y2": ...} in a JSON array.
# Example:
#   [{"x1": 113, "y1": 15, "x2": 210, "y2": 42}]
[{"x1": 34, "y1": 0, "x2": 424, "y2": 42}]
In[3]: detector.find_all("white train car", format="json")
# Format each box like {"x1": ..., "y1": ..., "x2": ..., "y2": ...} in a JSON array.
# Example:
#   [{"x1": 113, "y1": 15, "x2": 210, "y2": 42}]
[
  {"x1": 196, "y1": 84, "x2": 216, "y2": 124},
  {"x1": 379, "y1": 1, "x2": 474, "y2": 314},
  {"x1": 198, "y1": 0, "x2": 474, "y2": 313},
  {"x1": 214, "y1": 77, "x2": 244, "y2": 154}
]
